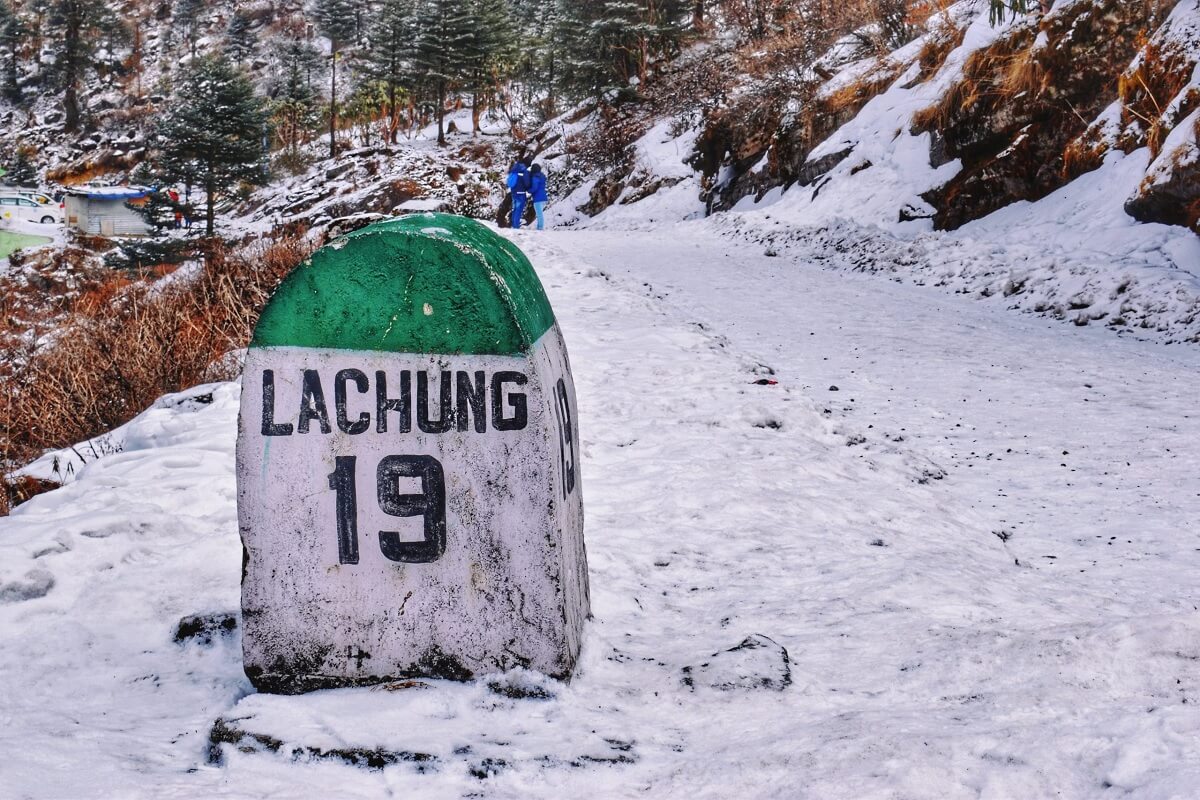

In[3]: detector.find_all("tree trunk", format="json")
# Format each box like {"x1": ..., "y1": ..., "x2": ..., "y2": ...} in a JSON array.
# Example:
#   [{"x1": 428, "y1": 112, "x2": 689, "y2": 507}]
[
  {"x1": 6, "y1": 47, "x2": 17, "y2": 99},
  {"x1": 205, "y1": 181, "x2": 215, "y2": 236},
  {"x1": 437, "y1": 80, "x2": 446, "y2": 146},
  {"x1": 472, "y1": 88, "x2": 481, "y2": 135},
  {"x1": 63, "y1": 6, "x2": 81, "y2": 133},
  {"x1": 132, "y1": 23, "x2": 143, "y2": 99},
  {"x1": 389, "y1": 83, "x2": 398, "y2": 143},
  {"x1": 546, "y1": 51, "x2": 556, "y2": 119},
  {"x1": 692, "y1": 0, "x2": 705, "y2": 29},
  {"x1": 329, "y1": 44, "x2": 338, "y2": 160}
]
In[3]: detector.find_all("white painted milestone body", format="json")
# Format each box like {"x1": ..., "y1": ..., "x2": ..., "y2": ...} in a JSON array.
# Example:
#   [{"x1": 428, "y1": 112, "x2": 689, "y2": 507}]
[{"x1": 236, "y1": 214, "x2": 588, "y2": 693}]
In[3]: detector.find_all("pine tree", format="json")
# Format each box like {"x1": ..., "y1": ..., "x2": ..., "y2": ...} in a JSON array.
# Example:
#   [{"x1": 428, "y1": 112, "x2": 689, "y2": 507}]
[
  {"x1": 6, "y1": 146, "x2": 37, "y2": 185},
  {"x1": 344, "y1": 78, "x2": 388, "y2": 145},
  {"x1": 174, "y1": 0, "x2": 208, "y2": 59},
  {"x1": 350, "y1": 0, "x2": 373, "y2": 44},
  {"x1": 25, "y1": 0, "x2": 48, "y2": 67},
  {"x1": 225, "y1": 10, "x2": 256, "y2": 66},
  {"x1": 48, "y1": 0, "x2": 123, "y2": 132},
  {"x1": 94, "y1": 3, "x2": 129, "y2": 83},
  {"x1": 312, "y1": 0, "x2": 358, "y2": 159},
  {"x1": 412, "y1": 0, "x2": 475, "y2": 145},
  {"x1": 466, "y1": 0, "x2": 519, "y2": 133},
  {"x1": 155, "y1": 55, "x2": 269, "y2": 235},
  {"x1": 0, "y1": 1, "x2": 25, "y2": 102},
  {"x1": 510, "y1": 0, "x2": 558, "y2": 117},
  {"x1": 362, "y1": 0, "x2": 416, "y2": 143},
  {"x1": 554, "y1": 0, "x2": 688, "y2": 103},
  {"x1": 127, "y1": 6, "x2": 151, "y2": 99},
  {"x1": 989, "y1": 0, "x2": 1031, "y2": 25},
  {"x1": 268, "y1": 35, "x2": 325, "y2": 156}
]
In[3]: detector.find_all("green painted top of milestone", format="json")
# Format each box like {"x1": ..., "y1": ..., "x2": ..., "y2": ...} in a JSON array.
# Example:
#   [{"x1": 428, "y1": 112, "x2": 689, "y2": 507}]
[{"x1": 250, "y1": 213, "x2": 556, "y2": 355}]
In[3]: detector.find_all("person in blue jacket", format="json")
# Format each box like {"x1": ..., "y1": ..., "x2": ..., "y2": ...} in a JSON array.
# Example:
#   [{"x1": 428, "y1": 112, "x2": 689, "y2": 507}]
[
  {"x1": 529, "y1": 164, "x2": 548, "y2": 230},
  {"x1": 506, "y1": 160, "x2": 531, "y2": 229}
]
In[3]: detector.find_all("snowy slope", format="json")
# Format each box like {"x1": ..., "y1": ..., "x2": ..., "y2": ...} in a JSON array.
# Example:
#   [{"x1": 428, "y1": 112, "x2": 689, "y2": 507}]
[
  {"x1": 553, "y1": 1, "x2": 1200, "y2": 343},
  {"x1": 2, "y1": 227, "x2": 1198, "y2": 798}
]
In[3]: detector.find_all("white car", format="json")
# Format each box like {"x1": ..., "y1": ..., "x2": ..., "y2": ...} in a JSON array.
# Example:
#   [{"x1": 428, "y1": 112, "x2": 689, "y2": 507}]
[
  {"x1": 0, "y1": 194, "x2": 63, "y2": 225},
  {"x1": 17, "y1": 190, "x2": 56, "y2": 206}
]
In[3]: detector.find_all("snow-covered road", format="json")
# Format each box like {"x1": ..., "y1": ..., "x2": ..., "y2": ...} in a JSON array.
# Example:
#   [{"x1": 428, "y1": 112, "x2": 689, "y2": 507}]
[
  {"x1": 1, "y1": 226, "x2": 1198, "y2": 798},
  {"x1": 548, "y1": 229, "x2": 1200, "y2": 623}
]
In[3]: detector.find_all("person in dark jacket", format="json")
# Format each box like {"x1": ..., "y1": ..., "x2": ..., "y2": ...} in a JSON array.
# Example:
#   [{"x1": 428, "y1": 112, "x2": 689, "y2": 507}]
[
  {"x1": 529, "y1": 164, "x2": 548, "y2": 230},
  {"x1": 506, "y1": 160, "x2": 531, "y2": 229}
]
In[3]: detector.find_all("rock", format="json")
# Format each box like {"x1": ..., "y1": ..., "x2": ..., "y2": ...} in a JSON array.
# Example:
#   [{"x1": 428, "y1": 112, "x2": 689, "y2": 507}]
[
  {"x1": 917, "y1": 0, "x2": 1152, "y2": 230},
  {"x1": 681, "y1": 634, "x2": 792, "y2": 692},
  {"x1": 486, "y1": 669, "x2": 557, "y2": 700},
  {"x1": 321, "y1": 213, "x2": 390, "y2": 244},
  {"x1": 207, "y1": 717, "x2": 436, "y2": 771},
  {"x1": 174, "y1": 612, "x2": 237, "y2": 645},
  {"x1": 1124, "y1": 112, "x2": 1200, "y2": 233},
  {"x1": 797, "y1": 147, "x2": 854, "y2": 187},
  {"x1": 580, "y1": 174, "x2": 625, "y2": 217},
  {"x1": 898, "y1": 203, "x2": 934, "y2": 223},
  {"x1": 829, "y1": 385, "x2": 839, "y2": 391}
]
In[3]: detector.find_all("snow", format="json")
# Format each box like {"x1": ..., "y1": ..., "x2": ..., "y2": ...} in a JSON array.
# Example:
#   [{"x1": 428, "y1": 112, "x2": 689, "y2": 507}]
[
  {"x1": 3, "y1": 225, "x2": 1199, "y2": 797},
  {"x1": 711, "y1": 149, "x2": 1200, "y2": 342},
  {"x1": 1142, "y1": 109, "x2": 1200, "y2": 189},
  {"x1": 564, "y1": 1, "x2": 1200, "y2": 342},
  {"x1": 66, "y1": 185, "x2": 151, "y2": 199}
]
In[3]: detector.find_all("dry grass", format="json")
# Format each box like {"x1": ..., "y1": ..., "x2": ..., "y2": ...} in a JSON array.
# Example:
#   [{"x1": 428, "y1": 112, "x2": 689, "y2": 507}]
[
  {"x1": 1118, "y1": 38, "x2": 1199, "y2": 156},
  {"x1": 0, "y1": 233, "x2": 313, "y2": 514},
  {"x1": 912, "y1": 19, "x2": 967, "y2": 84},
  {"x1": 45, "y1": 150, "x2": 146, "y2": 185},
  {"x1": 823, "y1": 62, "x2": 905, "y2": 118},
  {"x1": 1000, "y1": 45, "x2": 1047, "y2": 98},
  {"x1": 1061, "y1": 128, "x2": 1111, "y2": 178},
  {"x1": 563, "y1": 106, "x2": 646, "y2": 173},
  {"x1": 912, "y1": 26, "x2": 1037, "y2": 132}
]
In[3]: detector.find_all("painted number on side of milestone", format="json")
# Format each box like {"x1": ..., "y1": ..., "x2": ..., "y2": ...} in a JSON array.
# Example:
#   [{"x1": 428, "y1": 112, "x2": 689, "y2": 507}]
[
  {"x1": 554, "y1": 378, "x2": 576, "y2": 499},
  {"x1": 327, "y1": 455, "x2": 447, "y2": 565}
]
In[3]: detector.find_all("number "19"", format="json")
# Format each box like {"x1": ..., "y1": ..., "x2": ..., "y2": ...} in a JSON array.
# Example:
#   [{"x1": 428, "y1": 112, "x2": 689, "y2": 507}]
[{"x1": 327, "y1": 455, "x2": 447, "y2": 564}]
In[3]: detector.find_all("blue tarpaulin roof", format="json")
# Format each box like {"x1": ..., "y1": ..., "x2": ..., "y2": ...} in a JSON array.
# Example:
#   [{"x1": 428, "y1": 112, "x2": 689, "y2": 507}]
[{"x1": 66, "y1": 186, "x2": 150, "y2": 200}]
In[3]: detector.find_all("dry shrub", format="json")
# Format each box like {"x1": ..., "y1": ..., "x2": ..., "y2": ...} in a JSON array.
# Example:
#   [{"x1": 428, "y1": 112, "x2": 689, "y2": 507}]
[
  {"x1": 45, "y1": 149, "x2": 145, "y2": 185},
  {"x1": 912, "y1": 26, "x2": 1037, "y2": 133},
  {"x1": 455, "y1": 141, "x2": 496, "y2": 168},
  {"x1": 564, "y1": 107, "x2": 645, "y2": 173},
  {"x1": 912, "y1": 18, "x2": 967, "y2": 83},
  {"x1": 1000, "y1": 44, "x2": 1047, "y2": 98},
  {"x1": 0, "y1": 476, "x2": 59, "y2": 516},
  {"x1": 1118, "y1": 37, "x2": 1199, "y2": 156},
  {"x1": 823, "y1": 62, "x2": 905, "y2": 118},
  {"x1": 0, "y1": 233, "x2": 313, "y2": 513},
  {"x1": 1062, "y1": 127, "x2": 1111, "y2": 178}
]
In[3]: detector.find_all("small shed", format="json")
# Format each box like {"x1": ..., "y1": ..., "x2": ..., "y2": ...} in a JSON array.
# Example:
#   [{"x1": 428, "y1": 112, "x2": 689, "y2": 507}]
[{"x1": 64, "y1": 186, "x2": 152, "y2": 237}]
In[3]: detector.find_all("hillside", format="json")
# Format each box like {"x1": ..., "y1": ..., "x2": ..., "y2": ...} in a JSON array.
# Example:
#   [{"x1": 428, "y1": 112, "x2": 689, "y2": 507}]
[
  {"x1": 536, "y1": 0, "x2": 1200, "y2": 339},
  {"x1": 2, "y1": 2, "x2": 1197, "y2": 249}
]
